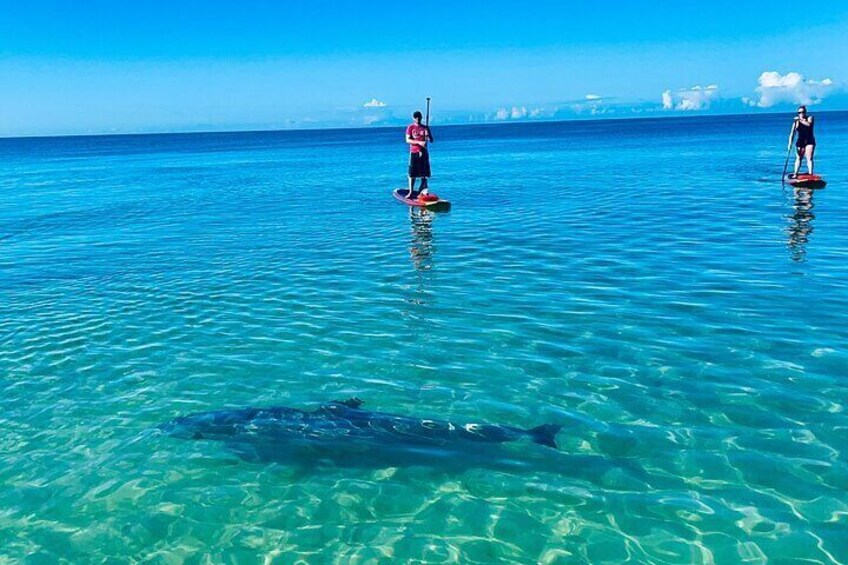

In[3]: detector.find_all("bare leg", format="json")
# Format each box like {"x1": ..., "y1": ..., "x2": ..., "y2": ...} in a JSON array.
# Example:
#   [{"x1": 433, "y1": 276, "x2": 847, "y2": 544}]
[
  {"x1": 793, "y1": 150, "x2": 802, "y2": 176},
  {"x1": 805, "y1": 145, "x2": 815, "y2": 174},
  {"x1": 408, "y1": 176, "x2": 415, "y2": 195}
]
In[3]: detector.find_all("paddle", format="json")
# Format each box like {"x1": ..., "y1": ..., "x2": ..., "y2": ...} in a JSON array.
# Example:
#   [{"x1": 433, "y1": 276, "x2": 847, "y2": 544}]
[
  {"x1": 782, "y1": 119, "x2": 797, "y2": 186},
  {"x1": 423, "y1": 97, "x2": 433, "y2": 194}
]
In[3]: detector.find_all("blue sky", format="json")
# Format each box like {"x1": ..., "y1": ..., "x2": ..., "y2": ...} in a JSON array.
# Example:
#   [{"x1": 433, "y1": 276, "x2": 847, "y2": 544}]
[{"x1": 2, "y1": 0, "x2": 847, "y2": 136}]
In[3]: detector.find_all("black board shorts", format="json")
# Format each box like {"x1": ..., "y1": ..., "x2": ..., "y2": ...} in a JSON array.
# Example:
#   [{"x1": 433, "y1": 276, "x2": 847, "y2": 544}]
[
  {"x1": 796, "y1": 137, "x2": 816, "y2": 151},
  {"x1": 408, "y1": 150, "x2": 431, "y2": 178}
]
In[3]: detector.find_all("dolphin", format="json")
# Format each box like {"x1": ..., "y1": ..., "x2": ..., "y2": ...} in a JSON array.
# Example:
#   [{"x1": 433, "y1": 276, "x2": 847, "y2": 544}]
[{"x1": 159, "y1": 398, "x2": 564, "y2": 469}]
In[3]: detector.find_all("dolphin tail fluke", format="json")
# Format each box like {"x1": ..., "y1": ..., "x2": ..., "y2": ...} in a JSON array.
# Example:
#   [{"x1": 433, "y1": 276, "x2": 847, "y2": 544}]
[{"x1": 528, "y1": 424, "x2": 562, "y2": 449}]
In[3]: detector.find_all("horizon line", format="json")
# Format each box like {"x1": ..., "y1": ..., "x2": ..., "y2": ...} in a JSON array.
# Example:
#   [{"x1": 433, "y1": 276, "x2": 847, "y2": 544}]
[{"x1": 3, "y1": 107, "x2": 847, "y2": 142}]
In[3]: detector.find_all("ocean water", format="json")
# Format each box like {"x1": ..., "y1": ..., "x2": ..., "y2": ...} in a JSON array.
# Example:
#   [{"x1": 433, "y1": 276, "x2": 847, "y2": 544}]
[{"x1": 1, "y1": 113, "x2": 847, "y2": 564}]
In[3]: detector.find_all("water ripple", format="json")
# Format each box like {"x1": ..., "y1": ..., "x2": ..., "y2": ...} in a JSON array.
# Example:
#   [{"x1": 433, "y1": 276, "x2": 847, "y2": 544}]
[{"x1": 2, "y1": 114, "x2": 848, "y2": 562}]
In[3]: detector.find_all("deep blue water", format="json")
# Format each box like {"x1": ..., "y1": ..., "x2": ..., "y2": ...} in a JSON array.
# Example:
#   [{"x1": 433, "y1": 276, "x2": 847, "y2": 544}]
[{"x1": 2, "y1": 113, "x2": 847, "y2": 563}]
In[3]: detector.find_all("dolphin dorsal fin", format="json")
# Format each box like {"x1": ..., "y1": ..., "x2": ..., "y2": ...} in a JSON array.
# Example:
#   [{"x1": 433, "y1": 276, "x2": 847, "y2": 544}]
[
  {"x1": 527, "y1": 424, "x2": 562, "y2": 449},
  {"x1": 334, "y1": 397, "x2": 364, "y2": 409}
]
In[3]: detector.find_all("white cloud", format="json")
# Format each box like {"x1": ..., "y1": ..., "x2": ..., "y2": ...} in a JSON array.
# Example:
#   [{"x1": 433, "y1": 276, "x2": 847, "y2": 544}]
[
  {"x1": 747, "y1": 71, "x2": 837, "y2": 108},
  {"x1": 363, "y1": 98, "x2": 387, "y2": 108},
  {"x1": 661, "y1": 85, "x2": 719, "y2": 111},
  {"x1": 494, "y1": 106, "x2": 529, "y2": 120},
  {"x1": 571, "y1": 95, "x2": 607, "y2": 116}
]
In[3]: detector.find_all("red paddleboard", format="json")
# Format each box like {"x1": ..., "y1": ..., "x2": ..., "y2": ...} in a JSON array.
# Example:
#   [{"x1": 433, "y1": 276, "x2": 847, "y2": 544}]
[
  {"x1": 393, "y1": 189, "x2": 451, "y2": 211},
  {"x1": 786, "y1": 174, "x2": 827, "y2": 188}
]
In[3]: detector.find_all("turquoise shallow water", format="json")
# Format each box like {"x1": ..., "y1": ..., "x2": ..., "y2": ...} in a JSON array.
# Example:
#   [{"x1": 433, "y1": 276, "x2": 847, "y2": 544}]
[{"x1": 2, "y1": 113, "x2": 848, "y2": 563}]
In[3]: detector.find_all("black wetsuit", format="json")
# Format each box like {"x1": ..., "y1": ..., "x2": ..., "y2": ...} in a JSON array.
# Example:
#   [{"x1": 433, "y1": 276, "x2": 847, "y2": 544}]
[{"x1": 796, "y1": 119, "x2": 816, "y2": 149}]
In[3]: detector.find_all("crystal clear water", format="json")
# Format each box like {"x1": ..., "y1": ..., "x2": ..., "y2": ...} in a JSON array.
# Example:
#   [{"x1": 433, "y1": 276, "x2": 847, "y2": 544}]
[{"x1": 2, "y1": 113, "x2": 847, "y2": 563}]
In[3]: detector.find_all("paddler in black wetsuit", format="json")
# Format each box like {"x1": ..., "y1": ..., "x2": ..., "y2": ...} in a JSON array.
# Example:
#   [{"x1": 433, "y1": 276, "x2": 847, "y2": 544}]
[{"x1": 788, "y1": 105, "x2": 816, "y2": 177}]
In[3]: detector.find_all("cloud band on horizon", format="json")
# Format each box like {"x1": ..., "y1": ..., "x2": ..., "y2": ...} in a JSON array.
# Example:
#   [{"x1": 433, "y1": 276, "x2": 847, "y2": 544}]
[{"x1": 662, "y1": 85, "x2": 720, "y2": 111}]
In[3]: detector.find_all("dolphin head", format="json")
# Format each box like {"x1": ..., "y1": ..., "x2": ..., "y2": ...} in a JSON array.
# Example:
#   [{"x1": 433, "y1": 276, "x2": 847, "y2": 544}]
[{"x1": 159, "y1": 408, "x2": 262, "y2": 441}]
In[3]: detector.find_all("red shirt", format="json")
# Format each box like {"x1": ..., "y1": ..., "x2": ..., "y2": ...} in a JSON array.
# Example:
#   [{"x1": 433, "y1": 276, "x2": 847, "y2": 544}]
[{"x1": 406, "y1": 123, "x2": 429, "y2": 154}]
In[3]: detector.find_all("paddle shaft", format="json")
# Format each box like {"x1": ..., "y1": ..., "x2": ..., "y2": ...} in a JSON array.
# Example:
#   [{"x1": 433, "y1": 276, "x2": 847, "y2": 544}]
[
  {"x1": 782, "y1": 122, "x2": 797, "y2": 184},
  {"x1": 425, "y1": 97, "x2": 433, "y2": 141}
]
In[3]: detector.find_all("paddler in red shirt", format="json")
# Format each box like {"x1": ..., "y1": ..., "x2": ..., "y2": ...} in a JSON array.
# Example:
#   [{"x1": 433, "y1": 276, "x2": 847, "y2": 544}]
[{"x1": 405, "y1": 110, "x2": 433, "y2": 198}]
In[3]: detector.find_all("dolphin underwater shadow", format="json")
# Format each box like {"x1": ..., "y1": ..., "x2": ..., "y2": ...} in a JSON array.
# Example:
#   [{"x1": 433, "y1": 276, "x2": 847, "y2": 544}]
[{"x1": 159, "y1": 398, "x2": 568, "y2": 472}]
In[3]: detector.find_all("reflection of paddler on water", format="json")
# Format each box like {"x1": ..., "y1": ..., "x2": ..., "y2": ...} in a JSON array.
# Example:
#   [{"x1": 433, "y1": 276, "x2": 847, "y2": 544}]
[
  {"x1": 787, "y1": 187, "x2": 815, "y2": 263},
  {"x1": 408, "y1": 207, "x2": 435, "y2": 273}
]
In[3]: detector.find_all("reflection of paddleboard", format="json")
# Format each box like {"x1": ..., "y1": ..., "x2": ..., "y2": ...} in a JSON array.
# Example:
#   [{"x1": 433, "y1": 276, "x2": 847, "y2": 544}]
[
  {"x1": 786, "y1": 174, "x2": 827, "y2": 189},
  {"x1": 393, "y1": 189, "x2": 451, "y2": 211}
]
